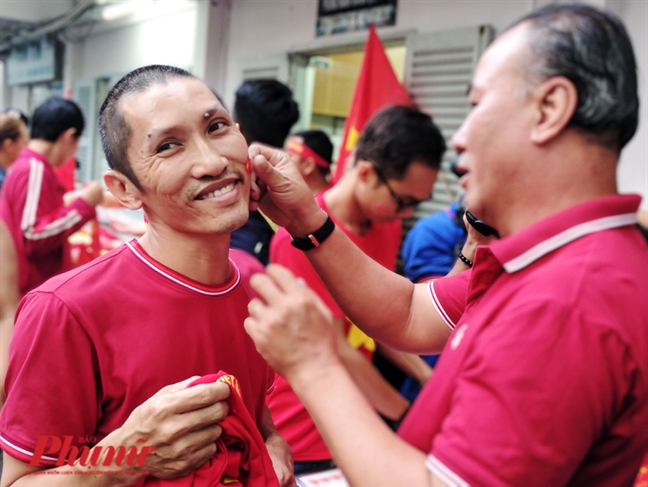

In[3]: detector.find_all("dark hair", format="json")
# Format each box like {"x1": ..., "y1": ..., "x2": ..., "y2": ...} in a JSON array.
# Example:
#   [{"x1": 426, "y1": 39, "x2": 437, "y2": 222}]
[
  {"x1": 233, "y1": 79, "x2": 299, "y2": 148},
  {"x1": 355, "y1": 105, "x2": 445, "y2": 180},
  {"x1": 510, "y1": 4, "x2": 638, "y2": 152},
  {"x1": 30, "y1": 97, "x2": 84, "y2": 142},
  {"x1": 292, "y1": 129, "x2": 333, "y2": 176},
  {"x1": 98, "y1": 65, "x2": 195, "y2": 190}
]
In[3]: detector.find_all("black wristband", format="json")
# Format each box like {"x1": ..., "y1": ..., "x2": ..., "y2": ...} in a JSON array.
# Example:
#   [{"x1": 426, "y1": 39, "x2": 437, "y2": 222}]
[
  {"x1": 290, "y1": 214, "x2": 336, "y2": 251},
  {"x1": 458, "y1": 251, "x2": 473, "y2": 267}
]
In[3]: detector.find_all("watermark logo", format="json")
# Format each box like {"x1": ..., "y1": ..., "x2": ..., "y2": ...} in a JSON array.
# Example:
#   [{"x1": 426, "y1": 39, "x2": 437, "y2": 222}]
[{"x1": 30, "y1": 436, "x2": 154, "y2": 468}]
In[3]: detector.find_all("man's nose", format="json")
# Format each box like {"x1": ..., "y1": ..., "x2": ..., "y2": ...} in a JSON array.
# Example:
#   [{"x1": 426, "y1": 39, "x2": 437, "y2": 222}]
[{"x1": 192, "y1": 138, "x2": 228, "y2": 178}]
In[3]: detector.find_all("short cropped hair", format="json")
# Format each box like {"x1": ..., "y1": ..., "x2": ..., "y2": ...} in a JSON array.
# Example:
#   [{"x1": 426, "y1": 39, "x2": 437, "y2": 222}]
[
  {"x1": 355, "y1": 105, "x2": 446, "y2": 180},
  {"x1": 292, "y1": 129, "x2": 333, "y2": 176},
  {"x1": 30, "y1": 97, "x2": 84, "y2": 142},
  {"x1": 98, "y1": 65, "x2": 195, "y2": 190},
  {"x1": 511, "y1": 4, "x2": 638, "y2": 152},
  {"x1": 234, "y1": 79, "x2": 300, "y2": 148}
]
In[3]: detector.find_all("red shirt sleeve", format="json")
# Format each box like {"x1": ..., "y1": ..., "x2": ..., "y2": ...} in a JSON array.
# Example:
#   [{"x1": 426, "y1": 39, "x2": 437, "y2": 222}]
[
  {"x1": 426, "y1": 270, "x2": 470, "y2": 329},
  {"x1": 269, "y1": 228, "x2": 344, "y2": 318},
  {"x1": 13, "y1": 160, "x2": 96, "y2": 257},
  {"x1": 0, "y1": 291, "x2": 100, "y2": 465}
]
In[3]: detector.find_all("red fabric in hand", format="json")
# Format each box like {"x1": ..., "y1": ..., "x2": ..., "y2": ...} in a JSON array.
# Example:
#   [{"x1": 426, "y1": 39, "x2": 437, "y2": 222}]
[{"x1": 143, "y1": 372, "x2": 279, "y2": 487}]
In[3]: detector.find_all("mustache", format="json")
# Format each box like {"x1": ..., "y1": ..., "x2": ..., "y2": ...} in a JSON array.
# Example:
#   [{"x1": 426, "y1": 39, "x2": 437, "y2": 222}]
[{"x1": 186, "y1": 168, "x2": 245, "y2": 199}]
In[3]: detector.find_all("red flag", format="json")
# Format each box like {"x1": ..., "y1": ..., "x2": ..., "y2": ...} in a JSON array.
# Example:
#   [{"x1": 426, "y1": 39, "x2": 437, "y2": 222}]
[{"x1": 332, "y1": 25, "x2": 413, "y2": 183}]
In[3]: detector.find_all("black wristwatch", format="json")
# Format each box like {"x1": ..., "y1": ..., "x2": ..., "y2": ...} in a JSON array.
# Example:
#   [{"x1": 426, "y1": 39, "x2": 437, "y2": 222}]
[{"x1": 290, "y1": 214, "x2": 336, "y2": 251}]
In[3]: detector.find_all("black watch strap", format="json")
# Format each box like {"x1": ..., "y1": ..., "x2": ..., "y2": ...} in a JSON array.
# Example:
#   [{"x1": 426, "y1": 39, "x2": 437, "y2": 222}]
[{"x1": 290, "y1": 214, "x2": 335, "y2": 251}]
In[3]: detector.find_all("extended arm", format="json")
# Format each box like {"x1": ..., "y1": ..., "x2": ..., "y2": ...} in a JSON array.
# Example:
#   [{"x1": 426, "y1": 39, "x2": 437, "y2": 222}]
[
  {"x1": 250, "y1": 144, "x2": 452, "y2": 353},
  {"x1": 245, "y1": 265, "x2": 448, "y2": 486}
]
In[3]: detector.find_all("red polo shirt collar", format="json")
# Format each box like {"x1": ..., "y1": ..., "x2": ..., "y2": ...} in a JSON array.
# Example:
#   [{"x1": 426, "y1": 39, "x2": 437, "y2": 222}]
[{"x1": 485, "y1": 194, "x2": 641, "y2": 273}]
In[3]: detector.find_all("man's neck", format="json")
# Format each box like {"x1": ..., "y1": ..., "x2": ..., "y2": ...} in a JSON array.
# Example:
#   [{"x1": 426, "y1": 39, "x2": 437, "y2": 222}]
[
  {"x1": 306, "y1": 174, "x2": 328, "y2": 196},
  {"x1": 138, "y1": 229, "x2": 233, "y2": 286},
  {"x1": 323, "y1": 172, "x2": 372, "y2": 235},
  {"x1": 496, "y1": 140, "x2": 619, "y2": 238},
  {"x1": 27, "y1": 140, "x2": 61, "y2": 166}
]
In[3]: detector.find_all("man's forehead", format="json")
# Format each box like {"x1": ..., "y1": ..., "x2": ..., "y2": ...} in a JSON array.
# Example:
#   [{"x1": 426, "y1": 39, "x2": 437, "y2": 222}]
[
  {"x1": 471, "y1": 24, "x2": 531, "y2": 89},
  {"x1": 120, "y1": 79, "x2": 224, "y2": 126}
]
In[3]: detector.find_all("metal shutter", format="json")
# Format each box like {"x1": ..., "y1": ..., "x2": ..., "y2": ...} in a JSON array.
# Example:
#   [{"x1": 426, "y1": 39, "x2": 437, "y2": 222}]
[
  {"x1": 72, "y1": 79, "x2": 96, "y2": 183},
  {"x1": 403, "y1": 25, "x2": 494, "y2": 232}
]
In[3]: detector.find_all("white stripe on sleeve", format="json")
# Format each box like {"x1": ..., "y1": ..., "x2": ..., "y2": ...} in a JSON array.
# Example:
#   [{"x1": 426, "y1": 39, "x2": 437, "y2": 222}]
[{"x1": 426, "y1": 454, "x2": 470, "y2": 487}]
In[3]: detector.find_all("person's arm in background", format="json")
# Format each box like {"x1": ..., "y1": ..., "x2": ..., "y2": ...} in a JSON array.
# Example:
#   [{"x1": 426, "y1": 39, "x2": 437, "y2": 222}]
[
  {"x1": 260, "y1": 407, "x2": 295, "y2": 487},
  {"x1": 375, "y1": 344, "x2": 433, "y2": 389},
  {"x1": 333, "y1": 320, "x2": 410, "y2": 421},
  {"x1": 22, "y1": 177, "x2": 103, "y2": 258}
]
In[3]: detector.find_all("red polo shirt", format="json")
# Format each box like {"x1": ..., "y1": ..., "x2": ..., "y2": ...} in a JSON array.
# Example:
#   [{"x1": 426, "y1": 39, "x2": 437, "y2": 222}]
[{"x1": 400, "y1": 194, "x2": 648, "y2": 486}]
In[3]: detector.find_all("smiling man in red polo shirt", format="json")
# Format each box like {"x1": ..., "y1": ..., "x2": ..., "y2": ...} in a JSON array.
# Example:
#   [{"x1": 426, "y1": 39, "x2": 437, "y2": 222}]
[{"x1": 244, "y1": 4, "x2": 648, "y2": 486}]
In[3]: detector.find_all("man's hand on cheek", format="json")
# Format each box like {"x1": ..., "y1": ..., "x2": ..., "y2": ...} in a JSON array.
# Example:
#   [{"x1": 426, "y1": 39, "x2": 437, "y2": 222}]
[{"x1": 247, "y1": 144, "x2": 323, "y2": 235}]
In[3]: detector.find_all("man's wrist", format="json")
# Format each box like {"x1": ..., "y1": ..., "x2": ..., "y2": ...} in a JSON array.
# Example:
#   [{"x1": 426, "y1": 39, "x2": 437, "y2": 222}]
[
  {"x1": 286, "y1": 209, "x2": 329, "y2": 241},
  {"x1": 290, "y1": 213, "x2": 335, "y2": 250}
]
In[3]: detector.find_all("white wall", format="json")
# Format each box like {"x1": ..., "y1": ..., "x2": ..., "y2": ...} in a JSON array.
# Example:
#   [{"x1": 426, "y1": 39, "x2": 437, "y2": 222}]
[
  {"x1": 65, "y1": 2, "x2": 200, "y2": 83},
  {"x1": 223, "y1": 0, "x2": 647, "y2": 207},
  {"x1": 609, "y1": 0, "x2": 648, "y2": 209}
]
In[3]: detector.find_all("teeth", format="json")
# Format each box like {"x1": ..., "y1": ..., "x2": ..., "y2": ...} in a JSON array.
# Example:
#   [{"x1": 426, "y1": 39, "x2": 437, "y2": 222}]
[{"x1": 200, "y1": 182, "x2": 235, "y2": 200}]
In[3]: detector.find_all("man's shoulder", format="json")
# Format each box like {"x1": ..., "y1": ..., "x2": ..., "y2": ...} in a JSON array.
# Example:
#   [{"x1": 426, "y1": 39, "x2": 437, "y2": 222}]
[
  {"x1": 229, "y1": 247, "x2": 265, "y2": 277},
  {"x1": 36, "y1": 244, "x2": 131, "y2": 296}
]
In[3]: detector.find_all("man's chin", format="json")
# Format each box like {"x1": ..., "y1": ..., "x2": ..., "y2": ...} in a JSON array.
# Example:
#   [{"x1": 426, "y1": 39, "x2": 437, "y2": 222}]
[{"x1": 219, "y1": 208, "x2": 251, "y2": 234}]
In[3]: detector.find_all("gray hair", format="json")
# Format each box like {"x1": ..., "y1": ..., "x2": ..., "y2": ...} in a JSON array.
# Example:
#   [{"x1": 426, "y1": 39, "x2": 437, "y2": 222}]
[{"x1": 510, "y1": 4, "x2": 638, "y2": 152}]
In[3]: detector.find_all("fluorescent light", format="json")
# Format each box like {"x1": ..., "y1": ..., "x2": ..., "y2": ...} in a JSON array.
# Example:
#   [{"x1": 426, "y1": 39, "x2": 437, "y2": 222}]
[{"x1": 102, "y1": 2, "x2": 140, "y2": 21}]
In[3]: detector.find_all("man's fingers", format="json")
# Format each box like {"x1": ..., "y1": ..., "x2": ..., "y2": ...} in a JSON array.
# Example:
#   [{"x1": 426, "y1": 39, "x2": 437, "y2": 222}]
[
  {"x1": 249, "y1": 271, "x2": 287, "y2": 307},
  {"x1": 153, "y1": 376, "x2": 202, "y2": 397},
  {"x1": 151, "y1": 380, "x2": 231, "y2": 416},
  {"x1": 265, "y1": 264, "x2": 311, "y2": 294}
]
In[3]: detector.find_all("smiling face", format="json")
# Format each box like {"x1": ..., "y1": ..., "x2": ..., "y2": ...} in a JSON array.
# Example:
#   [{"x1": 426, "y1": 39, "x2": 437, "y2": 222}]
[{"x1": 121, "y1": 77, "x2": 250, "y2": 237}]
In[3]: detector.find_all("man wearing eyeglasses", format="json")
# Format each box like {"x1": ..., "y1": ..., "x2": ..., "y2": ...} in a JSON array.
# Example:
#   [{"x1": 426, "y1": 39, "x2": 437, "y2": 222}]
[{"x1": 266, "y1": 105, "x2": 447, "y2": 475}]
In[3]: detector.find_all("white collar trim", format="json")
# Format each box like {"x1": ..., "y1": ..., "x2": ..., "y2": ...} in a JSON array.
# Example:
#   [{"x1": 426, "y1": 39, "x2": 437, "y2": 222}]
[
  {"x1": 126, "y1": 241, "x2": 240, "y2": 296},
  {"x1": 503, "y1": 213, "x2": 637, "y2": 273}
]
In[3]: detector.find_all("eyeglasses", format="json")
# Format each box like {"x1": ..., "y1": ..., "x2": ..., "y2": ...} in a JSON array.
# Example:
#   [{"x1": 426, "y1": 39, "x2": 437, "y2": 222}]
[{"x1": 371, "y1": 163, "x2": 427, "y2": 211}]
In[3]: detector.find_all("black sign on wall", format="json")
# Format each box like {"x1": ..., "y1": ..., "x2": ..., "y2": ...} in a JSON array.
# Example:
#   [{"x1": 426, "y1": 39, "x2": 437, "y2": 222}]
[{"x1": 316, "y1": 0, "x2": 398, "y2": 37}]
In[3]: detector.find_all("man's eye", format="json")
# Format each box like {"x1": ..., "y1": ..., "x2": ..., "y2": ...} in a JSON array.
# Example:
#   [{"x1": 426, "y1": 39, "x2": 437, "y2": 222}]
[
  {"x1": 208, "y1": 121, "x2": 226, "y2": 133},
  {"x1": 157, "y1": 142, "x2": 177, "y2": 153}
]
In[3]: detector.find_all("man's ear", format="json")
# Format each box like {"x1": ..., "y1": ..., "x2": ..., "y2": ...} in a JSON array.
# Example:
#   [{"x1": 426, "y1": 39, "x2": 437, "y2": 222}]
[
  {"x1": 356, "y1": 160, "x2": 375, "y2": 182},
  {"x1": 58, "y1": 127, "x2": 78, "y2": 144},
  {"x1": 302, "y1": 158, "x2": 317, "y2": 176},
  {"x1": 104, "y1": 170, "x2": 143, "y2": 210},
  {"x1": 531, "y1": 76, "x2": 578, "y2": 145}
]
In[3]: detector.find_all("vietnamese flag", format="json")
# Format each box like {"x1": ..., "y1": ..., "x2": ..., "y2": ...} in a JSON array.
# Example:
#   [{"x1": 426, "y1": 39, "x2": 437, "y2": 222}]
[{"x1": 332, "y1": 24, "x2": 413, "y2": 183}]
